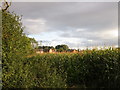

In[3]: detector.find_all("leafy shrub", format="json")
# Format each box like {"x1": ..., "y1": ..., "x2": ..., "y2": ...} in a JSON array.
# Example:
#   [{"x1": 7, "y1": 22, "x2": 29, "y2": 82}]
[{"x1": 2, "y1": 48, "x2": 119, "y2": 88}]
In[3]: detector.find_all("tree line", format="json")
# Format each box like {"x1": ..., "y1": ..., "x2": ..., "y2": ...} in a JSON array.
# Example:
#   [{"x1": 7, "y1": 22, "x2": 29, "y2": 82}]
[{"x1": 38, "y1": 44, "x2": 69, "y2": 52}]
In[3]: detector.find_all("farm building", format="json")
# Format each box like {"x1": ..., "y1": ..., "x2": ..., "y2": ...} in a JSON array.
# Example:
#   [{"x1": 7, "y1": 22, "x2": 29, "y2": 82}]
[
  {"x1": 67, "y1": 49, "x2": 78, "y2": 53},
  {"x1": 44, "y1": 48, "x2": 55, "y2": 53},
  {"x1": 36, "y1": 48, "x2": 55, "y2": 53},
  {"x1": 36, "y1": 49, "x2": 44, "y2": 54},
  {"x1": 49, "y1": 49, "x2": 53, "y2": 53}
]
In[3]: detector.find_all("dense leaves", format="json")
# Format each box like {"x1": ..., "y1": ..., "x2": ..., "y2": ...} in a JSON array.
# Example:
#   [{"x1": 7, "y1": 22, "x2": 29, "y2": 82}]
[
  {"x1": 1, "y1": 4, "x2": 120, "y2": 88},
  {"x1": 2, "y1": 48, "x2": 120, "y2": 88},
  {"x1": 2, "y1": 10, "x2": 34, "y2": 88},
  {"x1": 55, "y1": 44, "x2": 69, "y2": 52},
  {"x1": 38, "y1": 46, "x2": 55, "y2": 52},
  {"x1": 2, "y1": 11, "x2": 33, "y2": 59}
]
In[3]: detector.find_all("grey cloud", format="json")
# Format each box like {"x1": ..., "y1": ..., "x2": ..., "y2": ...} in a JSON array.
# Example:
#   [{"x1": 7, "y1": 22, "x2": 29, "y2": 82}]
[
  {"x1": 9, "y1": 2, "x2": 118, "y2": 48},
  {"x1": 9, "y1": 2, "x2": 117, "y2": 31},
  {"x1": 60, "y1": 28, "x2": 118, "y2": 47}
]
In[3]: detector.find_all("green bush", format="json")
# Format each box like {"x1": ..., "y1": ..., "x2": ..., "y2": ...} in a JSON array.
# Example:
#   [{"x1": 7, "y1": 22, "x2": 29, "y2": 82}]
[
  {"x1": 2, "y1": 48, "x2": 120, "y2": 88},
  {"x1": 2, "y1": 9, "x2": 35, "y2": 88},
  {"x1": 2, "y1": 2, "x2": 120, "y2": 88},
  {"x1": 1, "y1": 7, "x2": 119, "y2": 89}
]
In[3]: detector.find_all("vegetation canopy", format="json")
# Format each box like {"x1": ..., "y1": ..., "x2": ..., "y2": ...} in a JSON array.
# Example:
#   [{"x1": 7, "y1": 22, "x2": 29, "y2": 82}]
[
  {"x1": 55, "y1": 44, "x2": 69, "y2": 52},
  {"x1": 1, "y1": 1, "x2": 120, "y2": 88}
]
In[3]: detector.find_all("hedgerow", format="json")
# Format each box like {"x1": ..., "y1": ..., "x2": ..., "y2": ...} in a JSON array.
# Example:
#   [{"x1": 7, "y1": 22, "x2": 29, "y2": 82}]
[{"x1": 2, "y1": 48, "x2": 120, "y2": 88}]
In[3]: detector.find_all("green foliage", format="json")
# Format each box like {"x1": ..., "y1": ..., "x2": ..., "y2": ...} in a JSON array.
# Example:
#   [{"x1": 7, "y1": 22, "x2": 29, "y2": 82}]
[
  {"x1": 2, "y1": 48, "x2": 120, "y2": 88},
  {"x1": 2, "y1": 11, "x2": 33, "y2": 59},
  {"x1": 38, "y1": 46, "x2": 55, "y2": 52},
  {"x1": 55, "y1": 44, "x2": 69, "y2": 52},
  {"x1": 2, "y1": 57, "x2": 67, "y2": 88},
  {"x1": 29, "y1": 38, "x2": 38, "y2": 49},
  {"x1": 38, "y1": 46, "x2": 55, "y2": 49},
  {"x1": 1, "y1": 10, "x2": 35, "y2": 88},
  {"x1": 1, "y1": 4, "x2": 120, "y2": 88}
]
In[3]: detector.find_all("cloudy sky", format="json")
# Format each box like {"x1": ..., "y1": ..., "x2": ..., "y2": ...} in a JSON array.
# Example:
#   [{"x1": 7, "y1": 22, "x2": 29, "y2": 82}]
[{"x1": 9, "y1": 2, "x2": 118, "y2": 49}]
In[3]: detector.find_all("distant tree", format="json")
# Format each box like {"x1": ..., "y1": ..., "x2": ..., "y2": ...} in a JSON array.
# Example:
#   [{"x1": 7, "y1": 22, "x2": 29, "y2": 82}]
[
  {"x1": 55, "y1": 44, "x2": 69, "y2": 52},
  {"x1": 38, "y1": 46, "x2": 55, "y2": 52},
  {"x1": 29, "y1": 38, "x2": 38, "y2": 49},
  {"x1": 38, "y1": 46, "x2": 54, "y2": 49}
]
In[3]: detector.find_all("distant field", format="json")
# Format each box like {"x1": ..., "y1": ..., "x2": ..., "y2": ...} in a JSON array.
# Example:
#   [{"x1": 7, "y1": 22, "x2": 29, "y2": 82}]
[{"x1": 2, "y1": 48, "x2": 120, "y2": 88}]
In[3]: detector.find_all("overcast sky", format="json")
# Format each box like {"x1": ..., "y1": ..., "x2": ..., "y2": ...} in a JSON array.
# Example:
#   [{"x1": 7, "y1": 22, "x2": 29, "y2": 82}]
[{"x1": 9, "y1": 2, "x2": 118, "y2": 49}]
